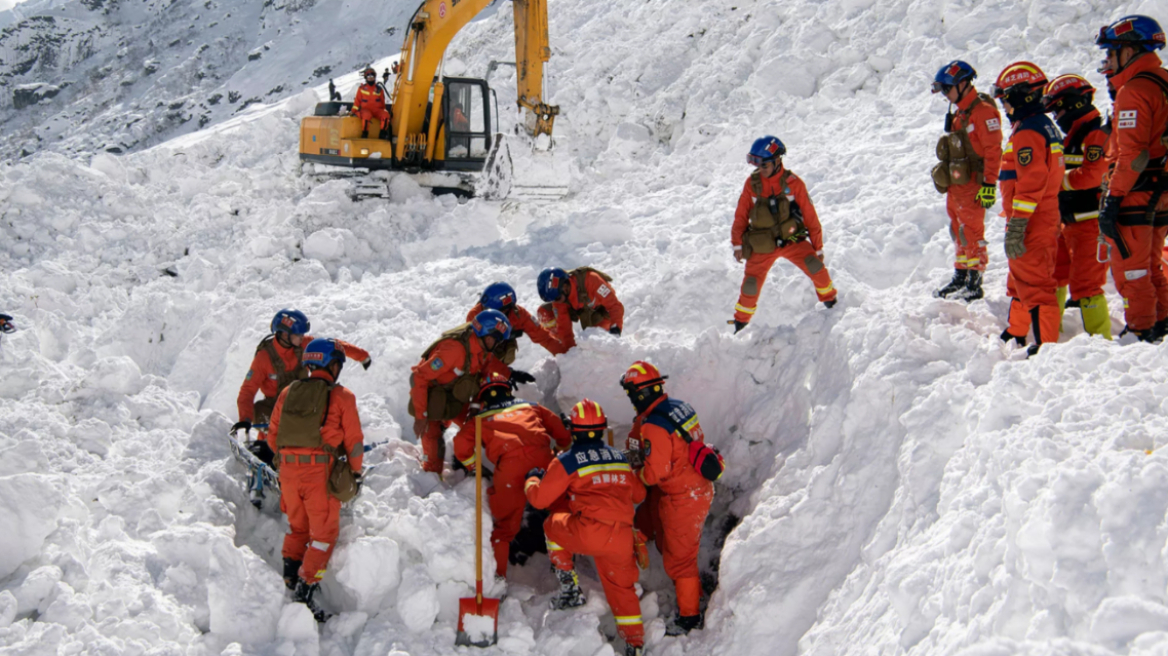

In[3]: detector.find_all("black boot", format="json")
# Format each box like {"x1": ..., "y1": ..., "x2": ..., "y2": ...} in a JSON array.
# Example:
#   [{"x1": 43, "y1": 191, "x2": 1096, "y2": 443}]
[
  {"x1": 934, "y1": 269, "x2": 968, "y2": 299},
  {"x1": 1000, "y1": 328, "x2": 1025, "y2": 347},
  {"x1": 550, "y1": 569, "x2": 586, "y2": 610},
  {"x1": 293, "y1": 579, "x2": 331, "y2": 623},
  {"x1": 730, "y1": 320, "x2": 747, "y2": 334},
  {"x1": 955, "y1": 270, "x2": 983, "y2": 301},
  {"x1": 282, "y1": 558, "x2": 302, "y2": 591},
  {"x1": 378, "y1": 128, "x2": 390, "y2": 140},
  {"x1": 360, "y1": 129, "x2": 369, "y2": 138},
  {"x1": 665, "y1": 613, "x2": 704, "y2": 636},
  {"x1": 624, "y1": 644, "x2": 645, "y2": 656},
  {"x1": 1154, "y1": 317, "x2": 1168, "y2": 341},
  {"x1": 823, "y1": 299, "x2": 837, "y2": 309}
]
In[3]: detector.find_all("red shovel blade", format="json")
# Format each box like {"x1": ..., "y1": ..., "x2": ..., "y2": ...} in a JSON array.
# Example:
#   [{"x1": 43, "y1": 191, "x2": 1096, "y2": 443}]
[{"x1": 455, "y1": 596, "x2": 500, "y2": 648}]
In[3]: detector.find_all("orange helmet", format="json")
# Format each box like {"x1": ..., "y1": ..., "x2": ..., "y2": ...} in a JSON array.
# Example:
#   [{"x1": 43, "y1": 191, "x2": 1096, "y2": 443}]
[
  {"x1": 992, "y1": 62, "x2": 1047, "y2": 107},
  {"x1": 568, "y1": 399, "x2": 607, "y2": 439},
  {"x1": 477, "y1": 370, "x2": 512, "y2": 403},
  {"x1": 620, "y1": 361, "x2": 666, "y2": 391},
  {"x1": 1042, "y1": 74, "x2": 1096, "y2": 113}
]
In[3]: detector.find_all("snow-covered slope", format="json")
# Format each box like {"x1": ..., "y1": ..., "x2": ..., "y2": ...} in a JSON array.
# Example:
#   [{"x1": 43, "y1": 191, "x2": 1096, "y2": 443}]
[{"x1": 4, "y1": 0, "x2": 1168, "y2": 655}]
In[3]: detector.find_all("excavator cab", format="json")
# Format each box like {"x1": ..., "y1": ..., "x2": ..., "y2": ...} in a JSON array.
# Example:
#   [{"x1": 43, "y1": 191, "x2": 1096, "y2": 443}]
[{"x1": 439, "y1": 78, "x2": 491, "y2": 171}]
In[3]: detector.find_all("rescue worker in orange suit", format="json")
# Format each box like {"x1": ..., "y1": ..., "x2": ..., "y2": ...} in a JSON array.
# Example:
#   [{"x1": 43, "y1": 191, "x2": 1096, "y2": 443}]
[
  {"x1": 930, "y1": 60, "x2": 1004, "y2": 301},
  {"x1": 452, "y1": 371, "x2": 571, "y2": 577},
  {"x1": 993, "y1": 62, "x2": 1066, "y2": 357},
  {"x1": 350, "y1": 66, "x2": 391, "y2": 140},
  {"x1": 265, "y1": 338, "x2": 364, "y2": 622},
  {"x1": 450, "y1": 101, "x2": 470, "y2": 132},
  {"x1": 536, "y1": 266, "x2": 625, "y2": 349},
  {"x1": 620, "y1": 361, "x2": 720, "y2": 636},
  {"x1": 731, "y1": 135, "x2": 837, "y2": 333},
  {"x1": 1096, "y1": 15, "x2": 1168, "y2": 342},
  {"x1": 525, "y1": 400, "x2": 646, "y2": 656},
  {"x1": 467, "y1": 282, "x2": 564, "y2": 359},
  {"x1": 536, "y1": 302, "x2": 573, "y2": 355},
  {"x1": 410, "y1": 310, "x2": 515, "y2": 475},
  {"x1": 233, "y1": 309, "x2": 370, "y2": 466},
  {"x1": 1043, "y1": 74, "x2": 1112, "y2": 339}
]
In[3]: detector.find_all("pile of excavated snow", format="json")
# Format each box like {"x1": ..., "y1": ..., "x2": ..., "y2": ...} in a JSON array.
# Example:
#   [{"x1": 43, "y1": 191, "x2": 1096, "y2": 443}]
[{"x1": 2, "y1": 0, "x2": 1168, "y2": 655}]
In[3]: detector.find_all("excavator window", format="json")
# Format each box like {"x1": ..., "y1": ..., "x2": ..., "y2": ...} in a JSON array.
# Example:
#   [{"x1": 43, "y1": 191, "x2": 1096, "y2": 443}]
[{"x1": 444, "y1": 78, "x2": 491, "y2": 168}]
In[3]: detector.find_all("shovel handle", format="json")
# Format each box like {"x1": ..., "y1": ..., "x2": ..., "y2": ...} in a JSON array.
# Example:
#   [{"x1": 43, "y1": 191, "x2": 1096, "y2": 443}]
[
  {"x1": 606, "y1": 428, "x2": 614, "y2": 447},
  {"x1": 475, "y1": 415, "x2": 483, "y2": 604}
]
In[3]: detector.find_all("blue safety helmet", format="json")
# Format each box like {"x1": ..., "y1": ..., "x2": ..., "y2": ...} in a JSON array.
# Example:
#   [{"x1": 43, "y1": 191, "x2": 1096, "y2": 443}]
[
  {"x1": 472, "y1": 309, "x2": 512, "y2": 342},
  {"x1": 1097, "y1": 15, "x2": 1166, "y2": 51},
  {"x1": 480, "y1": 282, "x2": 517, "y2": 313},
  {"x1": 537, "y1": 268, "x2": 571, "y2": 302},
  {"x1": 0, "y1": 313, "x2": 15, "y2": 334},
  {"x1": 302, "y1": 338, "x2": 346, "y2": 369},
  {"x1": 747, "y1": 136, "x2": 786, "y2": 166},
  {"x1": 271, "y1": 309, "x2": 310, "y2": 335},
  {"x1": 932, "y1": 60, "x2": 977, "y2": 93}
]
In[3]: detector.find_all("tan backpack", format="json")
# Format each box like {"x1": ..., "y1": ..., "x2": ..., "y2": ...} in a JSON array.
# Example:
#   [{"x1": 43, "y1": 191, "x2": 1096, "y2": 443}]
[
  {"x1": 252, "y1": 336, "x2": 307, "y2": 423},
  {"x1": 567, "y1": 267, "x2": 614, "y2": 328},
  {"x1": 408, "y1": 325, "x2": 482, "y2": 421},
  {"x1": 275, "y1": 378, "x2": 359, "y2": 502},
  {"x1": 741, "y1": 170, "x2": 806, "y2": 258},
  {"x1": 932, "y1": 93, "x2": 991, "y2": 193}
]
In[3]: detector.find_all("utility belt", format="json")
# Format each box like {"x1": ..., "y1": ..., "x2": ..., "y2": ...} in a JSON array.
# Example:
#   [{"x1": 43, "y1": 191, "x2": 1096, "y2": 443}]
[
  {"x1": 1058, "y1": 188, "x2": 1101, "y2": 225},
  {"x1": 1116, "y1": 207, "x2": 1168, "y2": 227},
  {"x1": 932, "y1": 129, "x2": 985, "y2": 194},
  {"x1": 282, "y1": 453, "x2": 331, "y2": 465}
]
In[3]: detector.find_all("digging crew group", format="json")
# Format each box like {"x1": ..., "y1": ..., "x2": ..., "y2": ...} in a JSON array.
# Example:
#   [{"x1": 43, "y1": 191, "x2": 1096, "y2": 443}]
[{"x1": 224, "y1": 13, "x2": 1167, "y2": 652}]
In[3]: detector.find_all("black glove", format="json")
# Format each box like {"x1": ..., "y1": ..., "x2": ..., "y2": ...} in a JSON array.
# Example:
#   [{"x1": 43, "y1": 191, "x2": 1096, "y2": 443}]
[
  {"x1": 231, "y1": 420, "x2": 252, "y2": 435},
  {"x1": 1099, "y1": 195, "x2": 1121, "y2": 241},
  {"x1": 609, "y1": 325, "x2": 622, "y2": 337},
  {"x1": 353, "y1": 471, "x2": 364, "y2": 494},
  {"x1": 526, "y1": 468, "x2": 546, "y2": 480},
  {"x1": 361, "y1": 358, "x2": 372, "y2": 370},
  {"x1": 510, "y1": 370, "x2": 536, "y2": 386},
  {"x1": 247, "y1": 440, "x2": 275, "y2": 467}
]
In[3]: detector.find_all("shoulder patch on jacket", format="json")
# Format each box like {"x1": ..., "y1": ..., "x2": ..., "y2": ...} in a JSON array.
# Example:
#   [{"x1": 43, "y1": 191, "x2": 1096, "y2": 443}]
[
  {"x1": 1017, "y1": 147, "x2": 1033, "y2": 166},
  {"x1": 1086, "y1": 145, "x2": 1104, "y2": 162},
  {"x1": 1118, "y1": 110, "x2": 1138, "y2": 129},
  {"x1": 430, "y1": 358, "x2": 444, "y2": 371},
  {"x1": 986, "y1": 118, "x2": 1001, "y2": 132},
  {"x1": 245, "y1": 370, "x2": 253, "y2": 380}
]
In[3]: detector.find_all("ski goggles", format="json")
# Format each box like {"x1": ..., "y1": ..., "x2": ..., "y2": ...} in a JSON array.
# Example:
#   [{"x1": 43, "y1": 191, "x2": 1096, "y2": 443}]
[
  {"x1": 747, "y1": 153, "x2": 777, "y2": 166},
  {"x1": 930, "y1": 81, "x2": 954, "y2": 94}
]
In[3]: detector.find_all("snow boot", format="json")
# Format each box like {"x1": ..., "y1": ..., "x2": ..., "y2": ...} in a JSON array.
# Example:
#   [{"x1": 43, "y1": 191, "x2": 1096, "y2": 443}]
[
  {"x1": 1154, "y1": 317, "x2": 1168, "y2": 341},
  {"x1": 933, "y1": 269, "x2": 968, "y2": 298},
  {"x1": 379, "y1": 128, "x2": 390, "y2": 140},
  {"x1": 954, "y1": 270, "x2": 983, "y2": 301},
  {"x1": 729, "y1": 320, "x2": 747, "y2": 334},
  {"x1": 1026, "y1": 343, "x2": 1040, "y2": 358},
  {"x1": 282, "y1": 558, "x2": 302, "y2": 591},
  {"x1": 1000, "y1": 328, "x2": 1025, "y2": 347},
  {"x1": 293, "y1": 579, "x2": 331, "y2": 623},
  {"x1": 361, "y1": 129, "x2": 369, "y2": 139},
  {"x1": 665, "y1": 613, "x2": 704, "y2": 636},
  {"x1": 823, "y1": 299, "x2": 837, "y2": 309},
  {"x1": 550, "y1": 569, "x2": 586, "y2": 610},
  {"x1": 625, "y1": 644, "x2": 645, "y2": 656}
]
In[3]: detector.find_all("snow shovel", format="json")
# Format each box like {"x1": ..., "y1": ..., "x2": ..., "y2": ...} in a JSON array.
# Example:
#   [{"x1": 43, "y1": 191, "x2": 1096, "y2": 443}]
[{"x1": 456, "y1": 415, "x2": 499, "y2": 647}]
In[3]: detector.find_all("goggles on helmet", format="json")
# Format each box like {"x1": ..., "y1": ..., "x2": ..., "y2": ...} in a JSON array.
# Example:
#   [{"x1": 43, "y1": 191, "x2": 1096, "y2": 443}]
[
  {"x1": 747, "y1": 153, "x2": 776, "y2": 166},
  {"x1": 930, "y1": 81, "x2": 954, "y2": 94}
]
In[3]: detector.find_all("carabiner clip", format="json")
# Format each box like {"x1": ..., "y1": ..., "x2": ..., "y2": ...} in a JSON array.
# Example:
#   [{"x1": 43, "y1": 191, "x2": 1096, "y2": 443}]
[{"x1": 1096, "y1": 235, "x2": 1112, "y2": 264}]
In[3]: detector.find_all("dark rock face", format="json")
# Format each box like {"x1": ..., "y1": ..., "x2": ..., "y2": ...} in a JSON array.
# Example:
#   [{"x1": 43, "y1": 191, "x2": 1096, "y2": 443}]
[{"x1": 13, "y1": 82, "x2": 63, "y2": 109}]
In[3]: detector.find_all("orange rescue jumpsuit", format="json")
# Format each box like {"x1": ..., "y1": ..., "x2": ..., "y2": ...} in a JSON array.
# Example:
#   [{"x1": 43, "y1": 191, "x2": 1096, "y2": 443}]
[
  {"x1": 542, "y1": 271, "x2": 625, "y2": 348},
  {"x1": 410, "y1": 333, "x2": 509, "y2": 473},
  {"x1": 352, "y1": 82, "x2": 390, "y2": 136},
  {"x1": 453, "y1": 400, "x2": 571, "y2": 576},
  {"x1": 1001, "y1": 112, "x2": 1066, "y2": 346},
  {"x1": 1103, "y1": 54, "x2": 1168, "y2": 332},
  {"x1": 946, "y1": 89, "x2": 1004, "y2": 271},
  {"x1": 1054, "y1": 109, "x2": 1109, "y2": 301},
  {"x1": 465, "y1": 302, "x2": 562, "y2": 355},
  {"x1": 732, "y1": 166, "x2": 837, "y2": 323},
  {"x1": 526, "y1": 437, "x2": 646, "y2": 648},
  {"x1": 266, "y1": 369, "x2": 364, "y2": 583},
  {"x1": 237, "y1": 336, "x2": 369, "y2": 424},
  {"x1": 536, "y1": 302, "x2": 574, "y2": 355},
  {"x1": 629, "y1": 397, "x2": 714, "y2": 619}
]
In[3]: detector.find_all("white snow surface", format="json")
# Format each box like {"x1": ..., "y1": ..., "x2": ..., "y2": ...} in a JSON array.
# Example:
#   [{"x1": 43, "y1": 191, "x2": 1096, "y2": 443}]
[{"x1": 4, "y1": 0, "x2": 1168, "y2": 655}]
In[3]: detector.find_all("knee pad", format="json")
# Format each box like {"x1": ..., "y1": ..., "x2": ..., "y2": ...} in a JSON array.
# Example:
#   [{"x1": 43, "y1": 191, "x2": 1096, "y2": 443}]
[
  {"x1": 958, "y1": 225, "x2": 967, "y2": 247},
  {"x1": 742, "y1": 276, "x2": 759, "y2": 296},
  {"x1": 804, "y1": 255, "x2": 824, "y2": 274}
]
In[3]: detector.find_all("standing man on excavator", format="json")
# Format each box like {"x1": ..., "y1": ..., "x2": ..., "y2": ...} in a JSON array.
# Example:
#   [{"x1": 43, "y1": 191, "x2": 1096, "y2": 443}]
[
  {"x1": 350, "y1": 66, "x2": 391, "y2": 140},
  {"x1": 1095, "y1": 15, "x2": 1168, "y2": 342},
  {"x1": 536, "y1": 266, "x2": 625, "y2": 351},
  {"x1": 930, "y1": 60, "x2": 1004, "y2": 301},
  {"x1": 234, "y1": 309, "x2": 370, "y2": 466},
  {"x1": 410, "y1": 310, "x2": 515, "y2": 475}
]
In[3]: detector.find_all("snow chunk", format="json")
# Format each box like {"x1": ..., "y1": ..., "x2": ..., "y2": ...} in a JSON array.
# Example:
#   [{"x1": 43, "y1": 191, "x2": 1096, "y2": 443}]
[
  {"x1": 0, "y1": 475, "x2": 60, "y2": 579},
  {"x1": 303, "y1": 228, "x2": 347, "y2": 261},
  {"x1": 332, "y1": 536, "x2": 401, "y2": 613},
  {"x1": 461, "y1": 612, "x2": 496, "y2": 644},
  {"x1": 0, "y1": 590, "x2": 15, "y2": 628},
  {"x1": 275, "y1": 602, "x2": 317, "y2": 642},
  {"x1": 1090, "y1": 596, "x2": 1168, "y2": 646},
  {"x1": 207, "y1": 538, "x2": 284, "y2": 644},
  {"x1": 72, "y1": 356, "x2": 145, "y2": 400},
  {"x1": 396, "y1": 566, "x2": 439, "y2": 633}
]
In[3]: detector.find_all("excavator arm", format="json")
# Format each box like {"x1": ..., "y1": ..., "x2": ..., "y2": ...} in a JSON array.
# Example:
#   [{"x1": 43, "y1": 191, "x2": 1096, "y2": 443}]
[{"x1": 390, "y1": 0, "x2": 558, "y2": 164}]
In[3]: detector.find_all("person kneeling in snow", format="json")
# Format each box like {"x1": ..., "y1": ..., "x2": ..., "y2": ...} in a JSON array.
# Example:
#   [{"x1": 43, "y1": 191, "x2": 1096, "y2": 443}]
[
  {"x1": 266, "y1": 338, "x2": 365, "y2": 622},
  {"x1": 233, "y1": 309, "x2": 370, "y2": 466},
  {"x1": 453, "y1": 371, "x2": 571, "y2": 578},
  {"x1": 622, "y1": 361, "x2": 722, "y2": 636},
  {"x1": 730, "y1": 136, "x2": 837, "y2": 334},
  {"x1": 524, "y1": 400, "x2": 646, "y2": 656},
  {"x1": 536, "y1": 266, "x2": 625, "y2": 351},
  {"x1": 467, "y1": 282, "x2": 564, "y2": 361}
]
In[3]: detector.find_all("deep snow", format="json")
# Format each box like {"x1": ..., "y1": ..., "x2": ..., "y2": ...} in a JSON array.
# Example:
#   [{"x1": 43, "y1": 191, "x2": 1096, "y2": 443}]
[{"x1": 4, "y1": 0, "x2": 1168, "y2": 655}]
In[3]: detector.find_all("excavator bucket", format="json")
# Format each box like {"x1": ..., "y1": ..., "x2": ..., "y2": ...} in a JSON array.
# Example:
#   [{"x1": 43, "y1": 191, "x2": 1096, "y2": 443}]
[{"x1": 480, "y1": 133, "x2": 570, "y2": 202}]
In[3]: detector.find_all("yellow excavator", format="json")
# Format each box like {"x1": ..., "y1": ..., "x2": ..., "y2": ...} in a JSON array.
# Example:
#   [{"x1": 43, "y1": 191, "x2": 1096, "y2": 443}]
[{"x1": 298, "y1": 0, "x2": 568, "y2": 200}]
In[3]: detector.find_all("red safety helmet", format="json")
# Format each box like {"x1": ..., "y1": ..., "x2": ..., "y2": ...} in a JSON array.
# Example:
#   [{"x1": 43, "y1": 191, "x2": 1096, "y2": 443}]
[
  {"x1": 1042, "y1": 74, "x2": 1096, "y2": 113},
  {"x1": 569, "y1": 399, "x2": 608, "y2": 439},
  {"x1": 991, "y1": 62, "x2": 1048, "y2": 107},
  {"x1": 363, "y1": 66, "x2": 377, "y2": 79},
  {"x1": 620, "y1": 361, "x2": 666, "y2": 391},
  {"x1": 477, "y1": 370, "x2": 512, "y2": 403}
]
